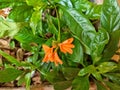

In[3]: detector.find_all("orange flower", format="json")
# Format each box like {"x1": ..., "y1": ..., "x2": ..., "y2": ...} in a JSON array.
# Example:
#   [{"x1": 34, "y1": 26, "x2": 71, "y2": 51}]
[
  {"x1": 58, "y1": 38, "x2": 75, "y2": 54},
  {"x1": 42, "y1": 45, "x2": 54, "y2": 62},
  {"x1": 52, "y1": 51, "x2": 63, "y2": 66},
  {"x1": 42, "y1": 45, "x2": 63, "y2": 66}
]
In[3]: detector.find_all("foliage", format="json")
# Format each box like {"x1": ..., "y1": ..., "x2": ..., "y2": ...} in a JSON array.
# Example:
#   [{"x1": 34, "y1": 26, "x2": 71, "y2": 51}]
[{"x1": 0, "y1": 0, "x2": 120, "y2": 90}]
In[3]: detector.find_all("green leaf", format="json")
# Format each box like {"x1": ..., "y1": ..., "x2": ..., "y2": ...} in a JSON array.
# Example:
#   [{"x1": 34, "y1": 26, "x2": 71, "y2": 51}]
[
  {"x1": 96, "y1": 62, "x2": 117, "y2": 74},
  {"x1": 71, "y1": 0, "x2": 102, "y2": 19},
  {"x1": 105, "y1": 81, "x2": 120, "y2": 90},
  {"x1": 66, "y1": 39, "x2": 84, "y2": 65},
  {"x1": 0, "y1": 68, "x2": 23, "y2": 82},
  {"x1": 0, "y1": 0, "x2": 25, "y2": 9},
  {"x1": 60, "y1": 6, "x2": 96, "y2": 54},
  {"x1": 14, "y1": 27, "x2": 45, "y2": 44},
  {"x1": 45, "y1": 71, "x2": 65, "y2": 84},
  {"x1": 0, "y1": 0, "x2": 24, "y2": 2},
  {"x1": 71, "y1": 0, "x2": 92, "y2": 12},
  {"x1": 0, "y1": 50, "x2": 32, "y2": 67},
  {"x1": 95, "y1": 80, "x2": 108, "y2": 90},
  {"x1": 85, "y1": 4, "x2": 102, "y2": 20},
  {"x1": 40, "y1": 63, "x2": 52, "y2": 75},
  {"x1": 28, "y1": 46, "x2": 40, "y2": 64},
  {"x1": 101, "y1": 30, "x2": 120, "y2": 62},
  {"x1": 91, "y1": 28, "x2": 109, "y2": 64},
  {"x1": 26, "y1": 0, "x2": 47, "y2": 9},
  {"x1": 25, "y1": 72, "x2": 33, "y2": 90},
  {"x1": 57, "y1": 0, "x2": 73, "y2": 8},
  {"x1": 47, "y1": 16, "x2": 58, "y2": 37},
  {"x1": 78, "y1": 65, "x2": 96, "y2": 76},
  {"x1": 20, "y1": 43, "x2": 32, "y2": 51},
  {"x1": 17, "y1": 73, "x2": 26, "y2": 86},
  {"x1": 103, "y1": 73, "x2": 120, "y2": 85},
  {"x1": 62, "y1": 67, "x2": 79, "y2": 80},
  {"x1": 54, "y1": 81, "x2": 72, "y2": 90},
  {"x1": 92, "y1": 72, "x2": 102, "y2": 81},
  {"x1": 8, "y1": 5, "x2": 33, "y2": 22},
  {"x1": 111, "y1": 62, "x2": 120, "y2": 73},
  {"x1": 0, "y1": 50, "x2": 21, "y2": 66},
  {"x1": 30, "y1": 9, "x2": 42, "y2": 35},
  {"x1": 0, "y1": 17, "x2": 24, "y2": 38},
  {"x1": 101, "y1": 0, "x2": 120, "y2": 33},
  {"x1": 72, "y1": 76, "x2": 89, "y2": 90},
  {"x1": 9, "y1": 40, "x2": 15, "y2": 49}
]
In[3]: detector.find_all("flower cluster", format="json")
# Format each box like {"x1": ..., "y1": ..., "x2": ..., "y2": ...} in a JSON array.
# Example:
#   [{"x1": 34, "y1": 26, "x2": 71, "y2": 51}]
[{"x1": 42, "y1": 38, "x2": 75, "y2": 66}]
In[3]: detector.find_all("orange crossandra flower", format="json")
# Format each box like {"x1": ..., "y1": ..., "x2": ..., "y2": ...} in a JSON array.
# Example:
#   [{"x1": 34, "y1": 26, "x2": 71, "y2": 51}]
[
  {"x1": 58, "y1": 38, "x2": 75, "y2": 54},
  {"x1": 53, "y1": 51, "x2": 63, "y2": 66},
  {"x1": 42, "y1": 45, "x2": 63, "y2": 66},
  {"x1": 42, "y1": 45, "x2": 54, "y2": 62}
]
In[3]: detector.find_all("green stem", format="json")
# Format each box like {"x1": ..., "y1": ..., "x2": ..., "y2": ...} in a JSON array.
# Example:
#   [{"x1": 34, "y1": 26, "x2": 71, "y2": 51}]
[{"x1": 55, "y1": 6, "x2": 61, "y2": 42}]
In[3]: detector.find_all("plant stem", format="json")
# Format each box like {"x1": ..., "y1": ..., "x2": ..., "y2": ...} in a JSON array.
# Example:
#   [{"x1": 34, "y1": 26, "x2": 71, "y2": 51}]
[{"x1": 55, "y1": 6, "x2": 61, "y2": 42}]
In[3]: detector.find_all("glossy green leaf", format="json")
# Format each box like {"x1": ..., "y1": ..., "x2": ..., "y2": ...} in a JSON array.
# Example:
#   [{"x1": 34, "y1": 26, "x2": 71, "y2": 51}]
[
  {"x1": 0, "y1": 17, "x2": 24, "y2": 38},
  {"x1": 30, "y1": 10, "x2": 42, "y2": 34},
  {"x1": 71, "y1": 0, "x2": 92, "y2": 12},
  {"x1": 14, "y1": 27, "x2": 45, "y2": 44},
  {"x1": 71, "y1": 0, "x2": 102, "y2": 19},
  {"x1": 8, "y1": 5, "x2": 33, "y2": 22},
  {"x1": 96, "y1": 62, "x2": 117, "y2": 74},
  {"x1": 72, "y1": 76, "x2": 89, "y2": 90},
  {"x1": 85, "y1": 4, "x2": 102, "y2": 20},
  {"x1": 91, "y1": 28, "x2": 109, "y2": 64},
  {"x1": 26, "y1": 0, "x2": 47, "y2": 9},
  {"x1": 47, "y1": 16, "x2": 58, "y2": 37},
  {"x1": 57, "y1": 0, "x2": 73, "y2": 8},
  {"x1": 0, "y1": 0, "x2": 24, "y2": 2},
  {"x1": 92, "y1": 72, "x2": 102, "y2": 81},
  {"x1": 101, "y1": 30, "x2": 120, "y2": 62},
  {"x1": 95, "y1": 80, "x2": 108, "y2": 90},
  {"x1": 0, "y1": 68, "x2": 23, "y2": 82},
  {"x1": 62, "y1": 67, "x2": 79, "y2": 80},
  {"x1": 61, "y1": 6, "x2": 96, "y2": 39},
  {"x1": 105, "y1": 81, "x2": 120, "y2": 90},
  {"x1": 0, "y1": 0, "x2": 25, "y2": 9},
  {"x1": 54, "y1": 81, "x2": 72, "y2": 90},
  {"x1": 66, "y1": 39, "x2": 84, "y2": 65},
  {"x1": 78, "y1": 65, "x2": 96, "y2": 76},
  {"x1": 60, "y1": 6, "x2": 96, "y2": 54},
  {"x1": 103, "y1": 73, "x2": 120, "y2": 85},
  {"x1": 101, "y1": 0, "x2": 120, "y2": 33}
]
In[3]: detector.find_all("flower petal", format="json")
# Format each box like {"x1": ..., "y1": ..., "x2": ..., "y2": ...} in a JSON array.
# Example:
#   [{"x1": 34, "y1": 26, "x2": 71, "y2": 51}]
[
  {"x1": 61, "y1": 44, "x2": 75, "y2": 48},
  {"x1": 42, "y1": 44, "x2": 51, "y2": 53},
  {"x1": 62, "y1": 38, "x2": 74, "y2": 44},
  {"x1": 59, "y1": 38, "x2": 75, "y2": 54},
  {"x1": 62, "y1": 46, "x2": 73, "y2": 54},
  {"x1": 42, "y1": 45, "x2": 54, "y2": 63},
  {"x1": 60, "y1": 45, "x2": 69, "y2": 54},
  {"x1": 42, "y1": 54, "x2": 49, "y2": 62},
  {"x1": 54, "y1": 51, "x2": 63, "y2": 66}
]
